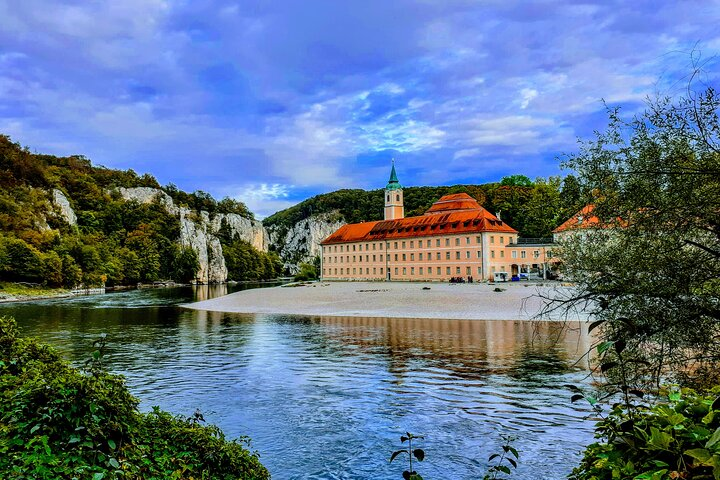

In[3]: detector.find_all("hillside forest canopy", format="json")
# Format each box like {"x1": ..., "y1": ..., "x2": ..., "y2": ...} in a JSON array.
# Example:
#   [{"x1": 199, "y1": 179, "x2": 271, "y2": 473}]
[{"x1": 0, "y1": 135, "x2": 277, "y2": 288}]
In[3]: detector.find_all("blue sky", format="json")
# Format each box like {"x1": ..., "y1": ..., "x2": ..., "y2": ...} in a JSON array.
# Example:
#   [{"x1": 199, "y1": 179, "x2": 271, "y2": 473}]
[{"x1": 1, "y1": 1, "x2": 719, "y2": 217}]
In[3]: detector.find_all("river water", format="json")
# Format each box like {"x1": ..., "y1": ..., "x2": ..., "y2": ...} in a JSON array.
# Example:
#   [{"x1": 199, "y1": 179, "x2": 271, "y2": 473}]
[{"x1": 1, "y1": 285, "x2": 597, "y2": 480}]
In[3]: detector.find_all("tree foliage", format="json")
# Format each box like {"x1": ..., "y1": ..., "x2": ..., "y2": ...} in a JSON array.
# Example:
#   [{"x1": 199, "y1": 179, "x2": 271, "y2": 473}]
[
  {"x1": 0, "y1": 315, "x2": 269, "y2": 479},
  {"x1": 551, "y1": 81, "x2": 720, "y2": 390}
]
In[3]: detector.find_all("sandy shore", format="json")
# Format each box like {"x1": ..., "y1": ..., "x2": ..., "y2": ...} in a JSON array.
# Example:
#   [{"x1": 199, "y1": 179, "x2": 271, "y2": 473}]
[{"x1": 184, "y1": 281, "x2": 586, "y2": 321}]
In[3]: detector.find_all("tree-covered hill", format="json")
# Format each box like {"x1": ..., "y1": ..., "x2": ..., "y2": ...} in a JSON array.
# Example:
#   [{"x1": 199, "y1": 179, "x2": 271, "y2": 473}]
[
  {"x1": 263, "y1": 175, "x2": 585, "y2": 239},
  {"x1": 0, "y1": 135, "x2": 278, "y2": 288}
]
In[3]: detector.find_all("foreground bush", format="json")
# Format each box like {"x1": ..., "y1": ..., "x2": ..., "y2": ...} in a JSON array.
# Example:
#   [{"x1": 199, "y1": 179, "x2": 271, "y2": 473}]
[
  {"x1": 571, "y1": 387, "x2": 720, "y2": 480},
  {"x1": 0, "y1": 316, "x2": 270, "y2": 479}
]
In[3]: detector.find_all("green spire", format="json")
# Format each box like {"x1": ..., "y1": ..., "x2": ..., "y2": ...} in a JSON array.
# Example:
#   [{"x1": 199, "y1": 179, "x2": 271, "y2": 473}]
[{"x1": 386, "y1": 160, "x2": 402, "y2": 190}]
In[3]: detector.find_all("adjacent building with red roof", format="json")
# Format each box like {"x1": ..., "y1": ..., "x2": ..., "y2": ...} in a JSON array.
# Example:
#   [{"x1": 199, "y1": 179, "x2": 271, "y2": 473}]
[{"x1": 320, "y1": 164, "x2": 558, "y2": 282}]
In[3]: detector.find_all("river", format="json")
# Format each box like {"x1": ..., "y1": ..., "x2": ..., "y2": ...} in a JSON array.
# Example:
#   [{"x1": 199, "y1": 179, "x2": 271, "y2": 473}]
[{"x1": 0, "y1": 284, "x2": 596, "y2": 480}]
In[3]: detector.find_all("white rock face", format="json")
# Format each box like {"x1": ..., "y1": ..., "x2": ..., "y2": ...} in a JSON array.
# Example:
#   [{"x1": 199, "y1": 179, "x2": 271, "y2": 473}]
[
  {"x1": 268, "y1": 212, "x2": 345, "y2": 272},
  {"x1": 52, "y1": 189, "x2": 77, "y2": 226},
  {"x1": 116, "y1": 187, "x2": 268, "y2": 283}
]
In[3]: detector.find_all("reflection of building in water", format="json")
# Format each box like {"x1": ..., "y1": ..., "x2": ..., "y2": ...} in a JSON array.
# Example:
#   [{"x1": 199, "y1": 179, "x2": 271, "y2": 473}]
[{"x1": 312, "y1": 316, "x2": 591, "y2": 380}]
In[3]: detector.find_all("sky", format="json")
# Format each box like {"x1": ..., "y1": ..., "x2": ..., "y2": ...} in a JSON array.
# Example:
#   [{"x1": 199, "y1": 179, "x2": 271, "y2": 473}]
[{"x1": 1, "y1": 1, "x2": 720, "y2": 217}]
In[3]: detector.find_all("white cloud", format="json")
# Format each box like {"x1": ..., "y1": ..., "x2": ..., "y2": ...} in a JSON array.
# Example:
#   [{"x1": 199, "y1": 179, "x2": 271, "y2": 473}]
[{"x1": 519, "y1": 88, "x2": 538, "y2": 109}]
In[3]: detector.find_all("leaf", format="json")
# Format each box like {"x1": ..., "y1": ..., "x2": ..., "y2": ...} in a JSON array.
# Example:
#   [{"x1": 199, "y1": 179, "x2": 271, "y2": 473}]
[
  {"x1": 614, "y1": 338, "x2": 626, "y2": 354},
  {"x1": 412, "y1": 449, "x2": 425, "y2": 461},
  {"x1": 401, "y1": 436, "x2": 408, "y2": 443},
  {"x1": 669, "y1": 390, "x2": 681, "y2": 402},
  {"x1": 588, "y1": 319, "x2": 605, "y2": 332},
  {"x1": 571, "y1": 394, "x2": 584, "y2": 403},
  {"x1": 648, "y1": 427, "x2": 673, "y2": 450},
  {"x1": 107, "y1": 439, "x2": 116, "y2": 449},
  {"x1": 597, "y1": 341, "x2": 614, "y2": 355},
  {"x1": 713, "y1": 396, "x2": 720, "y2": 411},
  {"x1": 30, "y1": 425, "x2": 40, "y2": 434},
  {"x1": 498, "y1": 465, "x2": 511, "y2": 474},
  {"x1": 600, "y1": 362, "x2": 618, "y2": 373},
  {"x1": 706, "y1": 427, "x2": 720, "y2": 449},
  {"x1": 390, "y1": 450, "x2": 407, "y2": 462},
  {"x1": 507, "y1": 457, "x2": 517, "y2": 468},
  {"x1": 509, "y1": 446, "x2": 519, "y2": 459},
  {"x1": 93, "y1": 474, "x2": 105, "y2": 480},
  {"x1": 108, "y1": 458, "x2": 120, "y2": 469},
  {"x1": 563, "y1": 384, "x2": 582, "y2": 392},
  {"x1": 685, "y1": 448, "x2": 713, "y2": 465},
  {"x1": 68, "y1": 436, "x2": 81, "y2": 444},
  {"x1": 488, "y1": 453, "x2": 500, "y2": 461}
]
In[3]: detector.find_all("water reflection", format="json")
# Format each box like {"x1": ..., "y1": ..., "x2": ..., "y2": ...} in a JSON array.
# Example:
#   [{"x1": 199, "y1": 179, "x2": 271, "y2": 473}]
[{"x1": 1, "y1": 288, "x2": 596, "y2": 480}]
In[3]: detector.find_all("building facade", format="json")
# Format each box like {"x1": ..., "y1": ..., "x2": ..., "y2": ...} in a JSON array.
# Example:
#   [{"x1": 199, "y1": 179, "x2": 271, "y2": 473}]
[{"x1": 320, "y1": 165, "x2": 556, "y2": 282}]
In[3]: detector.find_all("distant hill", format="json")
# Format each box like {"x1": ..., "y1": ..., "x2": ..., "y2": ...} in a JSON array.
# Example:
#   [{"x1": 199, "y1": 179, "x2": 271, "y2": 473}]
[{"x1": 0, "y1": 134, "x2": 278, "y2": 288}]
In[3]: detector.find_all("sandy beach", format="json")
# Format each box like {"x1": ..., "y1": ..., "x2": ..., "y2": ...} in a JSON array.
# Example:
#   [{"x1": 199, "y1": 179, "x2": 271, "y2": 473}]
[{"x1": 184, "y1": 281, "x2": 586, "y2": 321}]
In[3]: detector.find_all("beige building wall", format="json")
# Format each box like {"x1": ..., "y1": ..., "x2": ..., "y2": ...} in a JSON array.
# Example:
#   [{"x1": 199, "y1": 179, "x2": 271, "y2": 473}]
[{"x1": 321, "y1": 232, "x2": 553, "y2": 282}]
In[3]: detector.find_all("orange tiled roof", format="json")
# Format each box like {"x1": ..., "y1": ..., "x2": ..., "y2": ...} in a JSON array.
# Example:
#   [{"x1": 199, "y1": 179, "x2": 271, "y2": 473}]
[
  {"x1": 321, "y1": 193, "x2": 516, "y2": 245},
  {"x1": 553, "y1": 204, "x2": 600, "y2": 233}
]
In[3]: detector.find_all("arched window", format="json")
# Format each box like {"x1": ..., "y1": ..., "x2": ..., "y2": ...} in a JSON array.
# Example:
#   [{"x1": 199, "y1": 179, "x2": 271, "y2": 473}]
[
  {"x1": 387, "y1": 195, "x2": 390, "y2": 202},
  {"x1": 396, "y1": 194, "x2": 400, "y2": 202}
]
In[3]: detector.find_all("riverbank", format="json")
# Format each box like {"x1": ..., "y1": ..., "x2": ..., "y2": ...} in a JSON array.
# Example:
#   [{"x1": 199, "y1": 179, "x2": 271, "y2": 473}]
[{"x1": 184, "y1": 281, "x2": 588, "y2": 321}]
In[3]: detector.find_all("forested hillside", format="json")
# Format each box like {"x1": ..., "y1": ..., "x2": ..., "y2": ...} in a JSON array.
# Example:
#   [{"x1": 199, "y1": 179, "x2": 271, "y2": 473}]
[
  {"x1": 263, "y1": 175, "x2": 585, "y2": 240},
  {"x1": 0, "y1": 135, "x2": 279, "y2": 288}
]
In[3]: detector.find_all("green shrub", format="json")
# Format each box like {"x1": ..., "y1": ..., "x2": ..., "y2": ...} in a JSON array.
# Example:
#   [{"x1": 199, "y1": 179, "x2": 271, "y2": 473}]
[
  {"x1": 570, "y1": 387, "x2": 720, "y2": 480},
  {"x1": 0, "y1": 315, "x2": 270, "y2": 479},
  {"x1": 293, "y1": 263, "x2": 317, "y2": 281}
]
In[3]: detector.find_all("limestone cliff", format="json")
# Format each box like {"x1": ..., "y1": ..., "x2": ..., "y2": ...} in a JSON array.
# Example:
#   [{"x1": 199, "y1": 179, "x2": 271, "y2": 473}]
[
  {"x1": 267, "y1": 212, "x2": 345, "y2": 271},
  {"x1": 117, "y1": 187, "x2": 268, "y2": 283},
  {"x1": 51, "y1": 189, "x2": 77, "y2": 226}
]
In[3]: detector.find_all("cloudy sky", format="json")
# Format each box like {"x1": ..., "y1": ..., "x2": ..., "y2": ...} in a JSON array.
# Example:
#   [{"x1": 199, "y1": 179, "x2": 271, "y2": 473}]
[{"x1": 1, "y1": 1, "x2": 719, "y2": 216}]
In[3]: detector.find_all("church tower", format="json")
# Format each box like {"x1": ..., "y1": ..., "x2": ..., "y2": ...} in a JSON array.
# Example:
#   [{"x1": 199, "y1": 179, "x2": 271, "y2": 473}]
[{"x1": 384, "y1": 160, "x2": 404, "y2": 220}]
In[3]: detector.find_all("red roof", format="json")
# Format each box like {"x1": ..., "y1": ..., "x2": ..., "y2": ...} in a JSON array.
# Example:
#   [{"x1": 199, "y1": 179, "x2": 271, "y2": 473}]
[
  {"x1": 322, "y1": 193, "x2": 516, "y2": 245},
  {"x1": 553, "y1": 204, "x2": 600, "y2": 233}
]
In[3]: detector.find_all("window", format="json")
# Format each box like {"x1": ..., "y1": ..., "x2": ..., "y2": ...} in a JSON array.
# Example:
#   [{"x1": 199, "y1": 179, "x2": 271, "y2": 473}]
[
  {"x1": 402, "y1": 254, "x2": 406, "y2": 261},
  {"x1": 490, "y1": 236, "x2": 495, "y2": 244},
  {"x1": 446, "y1": 267, "x2": 451, "y2": 275},
  {"x1": 373, "y1": 255, "x2": 376, "y2": 261},
  {"x1": 380, "y1": 254, "x2": 383, "y2": 261},
  {"x1": 366, "y1": 243, "x2": 369, "y2": 251},
  {"x1": 353, "y1": 245, "x2": 356, "y2": 251},
  {"x1": 500, "y1": 237, "x2": 504, "y2": 244},
  {"x1": 446, "y1": 252, "x2": 451, "y2": 260},
  {"x1": 466, "y1": 251, "x2": 471, "y2": 259},
  {"x1": 366, "y1": 255, "x2": 369, "y2": 262},
  {"x1": 396, "y1": 194, "x2": 400, "y2": 201},
  {"x1": 445, "y1": 238, "x2": 450, "y2": 246},
  {"x1": 373, "y1": 243, "x2": 376, "y2": 250},
  {"x1": 456, "y1": 266, "x2": 461, "y2": 274},
  {"x1": 500, "y1": 251, "x2": 504, "y2": 258},
  {"x1": 534, "y1": 250, "x2": 540, "y2": 258},
  {"x1": 394, "y1": 242, "x2": 398, "y2": 249},
  {"x1": 380, "y1": 243, "x2": 383, "y2": 250},
  {"x1": 358, "y1": 244, "x2": 362, "y2": 251},
  {"x1": 512, "y1": 251, "x2": 517, "y2": 259},
  {"x1": 521, "y1": 251, "x2": 526, "y2": 259},
  {"x1": 359, "y1": 255, "x2": 362, "y2": 263},
  {"x1": 436, "y1": 239, "x2": 441, "y2": 247},
  {"x1": 410, "y1": 241, "x2": 414, "y2": 248},
  {"x1": 340, "y1": 245, "x2": 344, "y2": 252},
  {"x1": 477, "y1": 266, "x2": 482, "y2": 274},
  {"x1": 402, "y1": 241, "x2": 406, "y2": 249},
  {"x1": 491, "y1": 251, "x2": 495, "y2": 258},
  {"x1": 477, "y1": 251, "x2": 482, "y2": 258},
  {"x1": 466, "y1": 237, "x2": 470, "y2": 244},
  {"x1": 418, "y1": 240, "x2": 423, "y2": 248},
  {"x1": 395, "y1": 267, "x2": 399, "y2": 275},
  {"x1": 341, "y1": 268, "x2": 344, "y2": 274},
  {"x1": 403, "y1": 267, "x2": 407, "y2": 275},
  {"x1": 387, "y1": 194, "x2": 390, "y2": 202},
  {"x1": 455, "y1": 251, "x2": 460, "y2": 260},
  {"x1": 419, "y1": 267, "x2": 423, "y2": 275},
  {"x1": 373, "y1": 268, "x2": 376, "y2": 274},
  {"x1": 436, "y1": 267, "x2": 441, "y2": 274},
  {"x1": 455, "y1": 238, "x2": 460, "y2": 246},
  {"x1": 353, "y1": 256, "x2": 356, "y2": 262},
  {"x1": 476, "y1": 236, "x2": 481, "y2": 244},
  {"x1": 340, "y1": 257, "x2": 343, "y2": 263},
  {"x1": 419, "y1": 253, "x2": 423, "y2": 260},
  {"x1": 353, "y1": 268, "x2": 356, "y2": 274},
  {"x1": 436, "y1": 252, "x2": 441, "y2": 260},
  {"x1": 410, "y1": 253, "x2": 414, "y2": 260},
  {"x1": 380, "y1": 268, "x2": 384, "y2": 274},
  {"x1": 366, "y1": 268, "x2": 369, "y2": 274},
  {"x1": 395, "y1": 254, "x2": 398, "y2": 261},
  {"x1": 411, "y1": 267, "x2": 415, "y2": 275},
  {"x1": 491, "y1": 266, "x2": 496, "y2": 273}
]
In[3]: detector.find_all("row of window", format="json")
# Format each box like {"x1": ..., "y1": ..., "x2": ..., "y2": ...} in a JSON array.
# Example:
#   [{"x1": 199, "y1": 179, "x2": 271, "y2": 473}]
[
  {"x1": 324, "y1": 266, "x2": 483, "y2": 276},
  {"x1": 324, "y1": 250, "x2": 487, "y2": 264},
  {"x1": 324, "y1": 235, "x2": 517, "y2": 253}
]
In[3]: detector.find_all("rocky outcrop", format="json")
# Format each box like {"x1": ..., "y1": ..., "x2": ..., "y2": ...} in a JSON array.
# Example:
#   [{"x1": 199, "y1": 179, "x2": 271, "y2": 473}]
[
  {"x1": 267, "y1": 212, "x2": 345, "y2": 272},
  {"x1": 52, "y1": 189, "x2": 77, "y2": 226},
  {"x1": 116, "y1": 187, "x2": 268, "y2": 283}
]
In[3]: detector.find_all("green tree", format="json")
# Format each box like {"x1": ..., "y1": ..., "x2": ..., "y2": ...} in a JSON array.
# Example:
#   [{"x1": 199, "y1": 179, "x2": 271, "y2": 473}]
[{"x1": 550, "y1": 81, "x2": 720, "y2": 390}]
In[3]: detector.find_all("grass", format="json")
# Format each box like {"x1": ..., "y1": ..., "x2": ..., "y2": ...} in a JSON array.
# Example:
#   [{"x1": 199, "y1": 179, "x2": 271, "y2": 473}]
[{"x1": 0, "y1": 282, "x2": 69, "y2": 300}]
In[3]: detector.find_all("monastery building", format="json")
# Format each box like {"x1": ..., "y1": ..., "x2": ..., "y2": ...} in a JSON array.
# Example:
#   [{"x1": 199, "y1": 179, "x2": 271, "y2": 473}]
[{"x1": 320, "y1": 164, "x2": 556, "y2": 282}]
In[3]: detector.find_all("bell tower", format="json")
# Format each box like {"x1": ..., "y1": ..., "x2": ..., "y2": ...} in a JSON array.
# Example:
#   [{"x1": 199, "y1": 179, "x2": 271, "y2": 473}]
[{"x1": 384, "y1": 160, "x2": 404, "y2": 220}]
